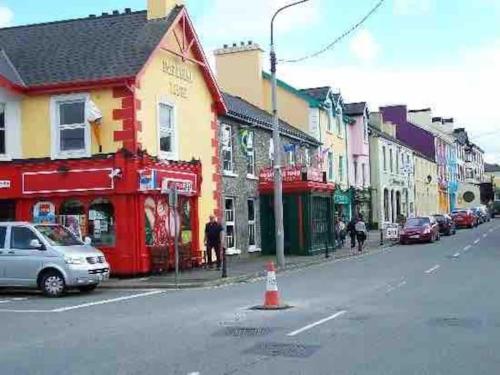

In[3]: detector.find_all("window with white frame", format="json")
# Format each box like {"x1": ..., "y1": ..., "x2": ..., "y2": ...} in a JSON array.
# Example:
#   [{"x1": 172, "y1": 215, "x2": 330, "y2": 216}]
[
  {"x1": 382, "y1": 146, "x2": 387, "y2": 171},
  {"x1": 327, "y1": 151, "x2": 334, "y2": 181},
  {"x1": 221, "y1": 124, "x2": 233, "y2": 173},
  {"x1": 0, "y1": 104, "x2": 5, "y2": 156},
  {"x1": 158, "y1": 102, "x2": 175, "y2": 158},
  {"x1": 248, "y1": 198, "x2": 256, "y2": 249},
  {"x1": 246, "y1": 131, "x2": 256, "y2": 176},
  {"x1": 389, "y1": 148, "x2": 394, "y2": 173},
  {"x1": 52, "y1": 94, "x2": 89, "y2": 158},
  {"x1": 339, "y1": 155, "x2": 344, "y2": 181},
  {"x1": 396, "y1": 150, "x2": 400, "y2": 173},
  {"x1": 224, "y1": 197, "x2": 235, "y2": 250},
  {"x1": 362, "y1": 163, "x2": 367, "y2": 186},
  {"x1": 353, "y1": 161, "x2": 358, "y2": 185},
  {"x1": 288, "y1": 149, "x2": 295, "y2": 166}
]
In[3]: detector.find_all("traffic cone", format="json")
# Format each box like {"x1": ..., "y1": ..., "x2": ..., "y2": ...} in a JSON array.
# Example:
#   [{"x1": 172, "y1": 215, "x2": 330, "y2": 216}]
[{"x1": 252, "y1": 261, "x2": 291, "y2": 310}]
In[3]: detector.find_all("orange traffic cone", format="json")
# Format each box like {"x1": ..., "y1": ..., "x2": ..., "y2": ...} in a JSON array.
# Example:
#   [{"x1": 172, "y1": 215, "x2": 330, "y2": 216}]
[{"x1": 252, "y1": 261, "x2": 290, "y2": 310}]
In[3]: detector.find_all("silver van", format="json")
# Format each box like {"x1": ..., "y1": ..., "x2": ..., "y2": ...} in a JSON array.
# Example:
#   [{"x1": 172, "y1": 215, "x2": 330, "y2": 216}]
[{"x1": 0, "y1": 222, "x2": 110, "y2": 297}]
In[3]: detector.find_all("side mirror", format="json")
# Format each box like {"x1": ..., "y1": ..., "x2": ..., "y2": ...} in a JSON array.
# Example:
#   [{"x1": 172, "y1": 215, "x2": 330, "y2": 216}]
[
  {"x1": 84, "y1": 237, "x2": 92, "y2": 246},
  {"x1": 30, "y1": 239, "x2": 43, "y2": 250}
]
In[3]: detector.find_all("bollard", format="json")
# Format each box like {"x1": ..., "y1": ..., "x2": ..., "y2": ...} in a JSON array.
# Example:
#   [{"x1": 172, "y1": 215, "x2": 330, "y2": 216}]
[
  {"x1": 325, "y1": 241, "x2": 330, "y2": 258},
  {"x1": 380, "y1": 228, "x2": 384, "y2": 246},
  {"x1": 221, "y1": 247, "x2": 227, "y2": 278}
]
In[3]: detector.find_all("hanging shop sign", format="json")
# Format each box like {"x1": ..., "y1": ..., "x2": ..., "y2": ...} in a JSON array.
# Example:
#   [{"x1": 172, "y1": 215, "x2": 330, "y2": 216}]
[
  {"x1": 0, "y1": 180, "x2": 10, "y2": 189},
  {"x1": 334, "y1": 190, "x2": 351, "y2": 205}
]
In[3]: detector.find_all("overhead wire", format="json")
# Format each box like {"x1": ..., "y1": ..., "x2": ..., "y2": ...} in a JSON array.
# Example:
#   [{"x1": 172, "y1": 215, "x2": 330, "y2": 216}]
[{"x1": 279, "y1": 0, "x2": 386, "y2": 63}]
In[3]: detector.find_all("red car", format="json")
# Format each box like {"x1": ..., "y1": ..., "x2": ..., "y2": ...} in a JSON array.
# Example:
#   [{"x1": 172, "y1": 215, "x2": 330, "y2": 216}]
[
  {"x1": 451, "y1": 209, "x2": 477, "y2": 228},
  {"x1": 400, "y1": 216, "x2": 440, "y2": 244}
]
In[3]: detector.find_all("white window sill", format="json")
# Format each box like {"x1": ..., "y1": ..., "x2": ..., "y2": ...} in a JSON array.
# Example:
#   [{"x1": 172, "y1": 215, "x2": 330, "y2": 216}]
[
  {"x1": 223, "y1": 171, "x2": 238, "y2": 178},
  {"x1": 53, "y1": 151, "x2": 90, "y2": 160},
  {"x1": 0, "y1": 155, "x2": 12, "y2": 161},
  {"x1": 159, "y1": 152, "x2": 178, "y2": 161},
  {"x1": 248, "y1": 247, "x2": 261, "y2": 253},
  {"x1": 225, "y1": 248, "x2": 241, "y2": 255},
  {"x1": 246, "y1": 174, "x2": 258, "y2": 180}
]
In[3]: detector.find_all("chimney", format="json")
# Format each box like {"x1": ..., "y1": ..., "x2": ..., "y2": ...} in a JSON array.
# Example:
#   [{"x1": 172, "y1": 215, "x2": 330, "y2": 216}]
[
  {"x1": 147, "y1": 0, "x2": 184, "y2": 20},
  {"x1": 214, "y1": 41, "x2": 264, "y2": 108}
]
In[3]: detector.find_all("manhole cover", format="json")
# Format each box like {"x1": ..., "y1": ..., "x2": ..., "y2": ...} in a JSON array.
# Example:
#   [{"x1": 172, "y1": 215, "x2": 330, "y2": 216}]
[
  {"x1": 214, "y1": 327, "x2": 273, "y2": 337},
  {"x1": 428, "y1": 317, "x2": 483, "y2": 329},
  {"x1": 243, "y1": 342, "x2": 320, "y2": 358}
]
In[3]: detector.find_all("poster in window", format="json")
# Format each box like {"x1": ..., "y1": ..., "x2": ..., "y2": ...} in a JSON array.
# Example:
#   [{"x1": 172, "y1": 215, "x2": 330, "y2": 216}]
[
  {"x1": 33, "y1": 202, "x2": 56, "y2": 224},
  {"x1": 144, "y1": 196, "x2": 180, "y2": 246}
]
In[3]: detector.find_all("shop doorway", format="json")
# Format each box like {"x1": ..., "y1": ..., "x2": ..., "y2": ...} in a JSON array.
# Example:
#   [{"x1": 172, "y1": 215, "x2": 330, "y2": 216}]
[{"x1": 0, "y1": 200, "x2": 16, "y2": 221}]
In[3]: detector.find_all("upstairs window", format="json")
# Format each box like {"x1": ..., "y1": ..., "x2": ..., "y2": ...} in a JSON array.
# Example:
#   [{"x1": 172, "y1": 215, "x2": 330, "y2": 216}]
[
  {"x1": 382, "y1": 146, "x2": 387, "y2": 171},
  {"x1": 158, "y1": 102, "x2": 176, "y2": 160},
  {"x1": 327, "y1": 151, "x2": 334, "y2": 182},
  {"x1": 221, "y1": 124, "x2": 233, "y2": 173},
  {"x1": 389, "y1": 149, "x2": 394, "y2": 173},
  {"x1": 0, "y1": 104, "x2": 5, "y2": 155},
  {"x1": 363, "y1": 117, "x2": 368, "y2": 142},
  {"x1": 362, "y1": 163, "x2": 367, "y2": 186},
  {"x1": 339, "y1": 155, "x2": 344, "y2": 181},
  {"x1": 246, "y1": 131, "x2": 256, "y2": 176},
  {"x1": 353, "y1": 161, "x2": 358, "y2": 185},
  {"x1": 52, "y1": 94, "x2": 90, "y2": 158},
  {"x1": 326, "y1": 107, "x2": 333, "y2": 132}
]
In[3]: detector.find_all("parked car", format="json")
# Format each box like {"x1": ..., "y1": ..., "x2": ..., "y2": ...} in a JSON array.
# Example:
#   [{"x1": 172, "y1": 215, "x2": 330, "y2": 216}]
[
  {"x1": 471, "y1": 208, "x2": 485, "y2": 224},
  {"x1": 474, "y1": 206, "x2": 491, "y2": 223},
  {"x1": 432, "y1": 214, "x2": 456, "y2": 236},
  {"x1": 451, "y1": 209, "x2": 477, "y2": 228},
  {"x1": 0, "y1": 222, "x2": 110, "y2": 297},
  {"x1": 491, "y1": 200, "x2": 500, "y2": 218},
  {"x1": 400, "y1": 216, "x2": 440, "y2": 244}
]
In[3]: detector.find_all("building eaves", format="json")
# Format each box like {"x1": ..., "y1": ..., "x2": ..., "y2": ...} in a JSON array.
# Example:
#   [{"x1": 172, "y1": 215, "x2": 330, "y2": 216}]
[{"x1": 261, "y1": 71, "x2": 322, "y2": 108}]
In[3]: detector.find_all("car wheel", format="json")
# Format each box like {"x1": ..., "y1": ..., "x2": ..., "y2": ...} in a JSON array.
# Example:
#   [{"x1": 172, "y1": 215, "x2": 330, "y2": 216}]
[
  {"x1": 78, "y1": 284, "x2": 98, "y2": 293},
  {"x1": 429, "y1": 234, "x2": 435, "y2": 243},
  {"x1": 40, "y1": 271, "x2": 66, "y2": 298}
]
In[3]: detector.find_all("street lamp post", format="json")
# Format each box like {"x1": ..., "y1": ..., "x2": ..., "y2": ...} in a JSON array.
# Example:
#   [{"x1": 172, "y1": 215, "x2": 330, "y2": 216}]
[{"x1": 270, "y1": 0, "x2": 310, "y2": 269}]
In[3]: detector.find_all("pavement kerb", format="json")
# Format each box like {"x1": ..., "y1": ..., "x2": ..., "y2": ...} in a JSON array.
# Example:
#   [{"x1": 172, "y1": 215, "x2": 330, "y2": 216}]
[{"x1": 100, "y1": 242, "x2": 398, "y2": 290}]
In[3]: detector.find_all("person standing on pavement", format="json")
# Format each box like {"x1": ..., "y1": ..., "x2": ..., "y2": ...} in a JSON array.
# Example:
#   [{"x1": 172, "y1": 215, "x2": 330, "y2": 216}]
[
  {"x1": 347, "y1": 217, "x2": 357, "y2": 252},
  {"x1": 204, "y1": 215, "x2": 223, "y2": 269},
  {"x1": 338, "y1": 217, "x2": 346, "y2": 248},
  {"x1": 355, "y1": 216, "x2": 367, "y2": 253}
]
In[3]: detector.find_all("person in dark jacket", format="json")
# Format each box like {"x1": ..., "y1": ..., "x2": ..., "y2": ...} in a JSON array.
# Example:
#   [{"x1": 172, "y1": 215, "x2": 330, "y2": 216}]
[
  {"x1": 204, "y1": 215, "x2": 223, "y2": 269},
  {"x1": 347, "y1": 218, "x2": 357, "y2": 250}
]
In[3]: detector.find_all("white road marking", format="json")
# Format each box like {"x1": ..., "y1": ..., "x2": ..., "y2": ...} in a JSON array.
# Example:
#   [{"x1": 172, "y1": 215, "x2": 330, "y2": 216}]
[
  {"x1": 489, "y1": 228, "x2": 494, "y2": 233},
  {"x1": 287, "y1": 310, "x2": 347, "y2": 337},
  {"x1": 425, "y1": 265, "x2": 440, "y2": 274},
  {"x1": 51, "y1": 290, "x2": 164, "y2": 313},
  {"x1": 187, "y1": 372, "x2": 200, "y2": 375},
  {"x1": 0, "y1": 309, "x2": 49, "y2": 313},
  {"x1": 11, "y1": 297, "x2": 28, "y2": 301},
  {"x1": 483, "y1": 233, "x2": 488, "y2": 238},
  {"x1": 474, "y1": 239, "x2": 480, "y2": 244},
  {"x1": 463, "y1": 245, "x2": 472, "y2": 252},
  {"x1": 453, "y1": 252, "x2": 461, "y2": 258}
]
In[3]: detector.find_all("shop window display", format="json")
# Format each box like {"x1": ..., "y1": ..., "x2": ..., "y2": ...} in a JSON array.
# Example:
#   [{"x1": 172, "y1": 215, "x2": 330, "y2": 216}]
[{"x1": 88, "y1": 199, "x2": 115, "y2": 246}]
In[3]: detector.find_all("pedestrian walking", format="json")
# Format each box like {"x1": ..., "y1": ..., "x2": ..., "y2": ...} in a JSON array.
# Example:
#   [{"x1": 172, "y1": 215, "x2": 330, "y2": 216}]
[
  {"x1": 347, "y1": 218, "x2": 357, "y2": 253},
  {"x1": 355, "y1": 216, "x2": 367, "y2": 253},
  {"x1": 204, "y1": 215, "x2": 223, "y2": 270},
  {"x1": 337, "y1": 217, "x2": 346, "y2": 248}
]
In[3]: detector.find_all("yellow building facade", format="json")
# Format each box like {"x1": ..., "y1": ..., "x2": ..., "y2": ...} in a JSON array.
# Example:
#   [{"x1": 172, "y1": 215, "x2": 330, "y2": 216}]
[{"x1": 414, "y1": 153, "x2": 439, "y2": 216}]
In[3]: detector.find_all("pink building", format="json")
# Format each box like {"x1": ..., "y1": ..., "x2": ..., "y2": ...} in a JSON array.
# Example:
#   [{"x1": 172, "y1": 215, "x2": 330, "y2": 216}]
[{"x1": 345, "y1": 102, "x2": 372, "y2": 221}]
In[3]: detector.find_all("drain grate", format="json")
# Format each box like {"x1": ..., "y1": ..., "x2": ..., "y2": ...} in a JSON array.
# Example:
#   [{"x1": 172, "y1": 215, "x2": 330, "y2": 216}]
[
  {"x1": 214, "y1": 326, "x2": 273, "y2": 337},
  {"x1": 243, "y1": 342, "x2": 320, "y2": 358},
  {"x1": 428, "y1": 317, "x2": 483, "y2": 329}
]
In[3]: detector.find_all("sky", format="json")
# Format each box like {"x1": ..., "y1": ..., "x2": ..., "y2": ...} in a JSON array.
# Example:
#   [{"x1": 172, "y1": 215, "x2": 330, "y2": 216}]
[{"x1": 1, "y1": 0, "x2": 499, "y2": 163}]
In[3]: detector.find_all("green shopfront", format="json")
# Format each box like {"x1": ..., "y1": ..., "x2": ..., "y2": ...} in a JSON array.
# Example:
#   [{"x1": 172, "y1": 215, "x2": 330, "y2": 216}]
[
  {"x1": 259, "y1": 166, "x2": 336, "y2": 256},
  {"x1": 334, "y1": 189, "x2": 352, "y2": 221}
]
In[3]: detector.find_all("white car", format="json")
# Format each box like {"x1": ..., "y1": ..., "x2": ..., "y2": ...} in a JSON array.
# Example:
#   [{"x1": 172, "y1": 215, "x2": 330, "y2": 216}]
[{"x1": 0, "y1": 222, "x2": 110, "y2": 297}]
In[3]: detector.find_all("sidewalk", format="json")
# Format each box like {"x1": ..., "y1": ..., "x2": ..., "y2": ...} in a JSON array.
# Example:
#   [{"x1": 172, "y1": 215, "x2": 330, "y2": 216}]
[{"x1": 101, "y1": 230, "x2": 397, "y2": 289}]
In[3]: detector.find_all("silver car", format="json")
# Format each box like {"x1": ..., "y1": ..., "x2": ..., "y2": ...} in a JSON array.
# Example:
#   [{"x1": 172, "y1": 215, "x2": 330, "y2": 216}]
[{"x1": 0, "y1": 222, "x2": 110, "y2": 297}]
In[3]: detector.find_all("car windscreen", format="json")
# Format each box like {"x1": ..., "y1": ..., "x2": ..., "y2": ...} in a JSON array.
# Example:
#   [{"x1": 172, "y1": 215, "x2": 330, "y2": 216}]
[
  {"x1": 36, "y1": 225, "x2": 83, "y2": 246},
  {"x1": 406, "y1": 218, "x2": 430, "y2": 227}
]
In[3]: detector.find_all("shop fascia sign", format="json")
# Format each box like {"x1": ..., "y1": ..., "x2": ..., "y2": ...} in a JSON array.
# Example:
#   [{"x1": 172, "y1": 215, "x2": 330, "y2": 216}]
[
  {"x1": 0, "y1": 180, "x2": 11, "y2": 189},
  {"x1": 139, "y1": 169, "x2": 197, "y2": 196},
  {"x1": 162, "y1": 58, "x2": 193, "y2": 99},
  {"x1": 334, "y1": 191, "x2": 350, "y2": 205},
  {"x1": 259, "y1": 166, "x2": 324, "y2": 184}
]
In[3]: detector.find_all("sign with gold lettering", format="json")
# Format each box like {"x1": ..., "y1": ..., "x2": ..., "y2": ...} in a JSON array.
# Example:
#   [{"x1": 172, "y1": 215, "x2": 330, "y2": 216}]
[{"x1": 163, "y1": 58, "x2": 193, "y2": 99}]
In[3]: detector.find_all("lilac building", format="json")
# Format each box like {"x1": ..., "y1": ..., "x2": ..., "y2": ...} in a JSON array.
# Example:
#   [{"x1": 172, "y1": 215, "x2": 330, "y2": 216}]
[{"x1": 380, "y1": 105, "x2": 436, "y2": 161}]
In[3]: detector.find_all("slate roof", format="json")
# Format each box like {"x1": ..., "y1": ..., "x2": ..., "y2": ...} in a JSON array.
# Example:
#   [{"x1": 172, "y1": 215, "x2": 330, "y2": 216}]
[
  {"x1": 300, "y1": 87, "x2": 330, "y2": 102},
  {"x1": 0, "y1": 7, "x2": 182, "y2": 86},
  {"x1": 222, "y1": 92, "x2": 320, "y2": 146},
  {"x1": 344, "y1": 102, "x2": 367, "y2": 116},
  {"x1": 485, "y1": 163, "x2": 500, "y2": 173}
]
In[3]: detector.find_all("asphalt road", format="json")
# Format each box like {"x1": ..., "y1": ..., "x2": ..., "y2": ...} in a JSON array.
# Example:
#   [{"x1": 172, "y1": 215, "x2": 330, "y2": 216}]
[{"x1": 1, "y1": 219, "x2": 499, "y2": 375}]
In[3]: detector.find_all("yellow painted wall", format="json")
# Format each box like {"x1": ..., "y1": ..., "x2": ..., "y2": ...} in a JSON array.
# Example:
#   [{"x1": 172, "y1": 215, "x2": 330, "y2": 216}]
[
  {"x1": 21, "y1": 89, "x2": 123, "y2": 159},
  {"x1": 261, "y1": 78, "x2": 309, "y2": 133},
  {"x1": 414, "y1": 155, "x2": 439, "y2": 216},
  {"x1": 137, "y1": 29, "x2": 217, "y2": 249}
]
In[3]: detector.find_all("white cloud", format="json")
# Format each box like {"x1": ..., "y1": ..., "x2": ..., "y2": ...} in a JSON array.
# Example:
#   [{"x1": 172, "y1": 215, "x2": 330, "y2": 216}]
[
  {"x1": 349, "y1": 29, "x2": 380, "y2": 63},
  {"x1": 279, "y1": 40, "x2": 500, "y2": 163},
  {"x1": 393, "y1": 0, "x2": 433, "y2": 16},
  {"x1": 0, "y1": 5, "x2": 13, "y2": 27},
  {"x1": 194, "y1": 0, "x2": 321, "y2": 49}
]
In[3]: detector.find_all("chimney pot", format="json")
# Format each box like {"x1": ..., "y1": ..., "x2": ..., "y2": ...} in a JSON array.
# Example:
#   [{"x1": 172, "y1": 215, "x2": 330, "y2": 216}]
[
  {"x1": 240, "y1": 41, "x2": 245, "y2": 46},
  {"x1": 101, "y1": 12, "x2": 109, "y2": 17},
  {"x1": 232, "y1": 43, "x2": 237, "y2": 47},
  {"x1": 248, "y1": 40, "x2": 252, "y2": 45},
  {"x1": 223, "y1": 44, "x2": 228, "y2": 48},
  {"x1": 124, "y1": 8, "x2": 131, "y2": 14},
  {"x1": 112, "y1": 10, "x2": 119, "y2": 15},
  {"x1": 89, "y1": 14, "x2": 96, "y2": 18}
]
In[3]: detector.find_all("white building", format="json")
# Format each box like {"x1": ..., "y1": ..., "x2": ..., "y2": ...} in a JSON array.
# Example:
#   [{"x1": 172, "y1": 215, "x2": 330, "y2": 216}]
[{"x1": 369, "y1": 113, "x2": 415, "y2": 228}]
